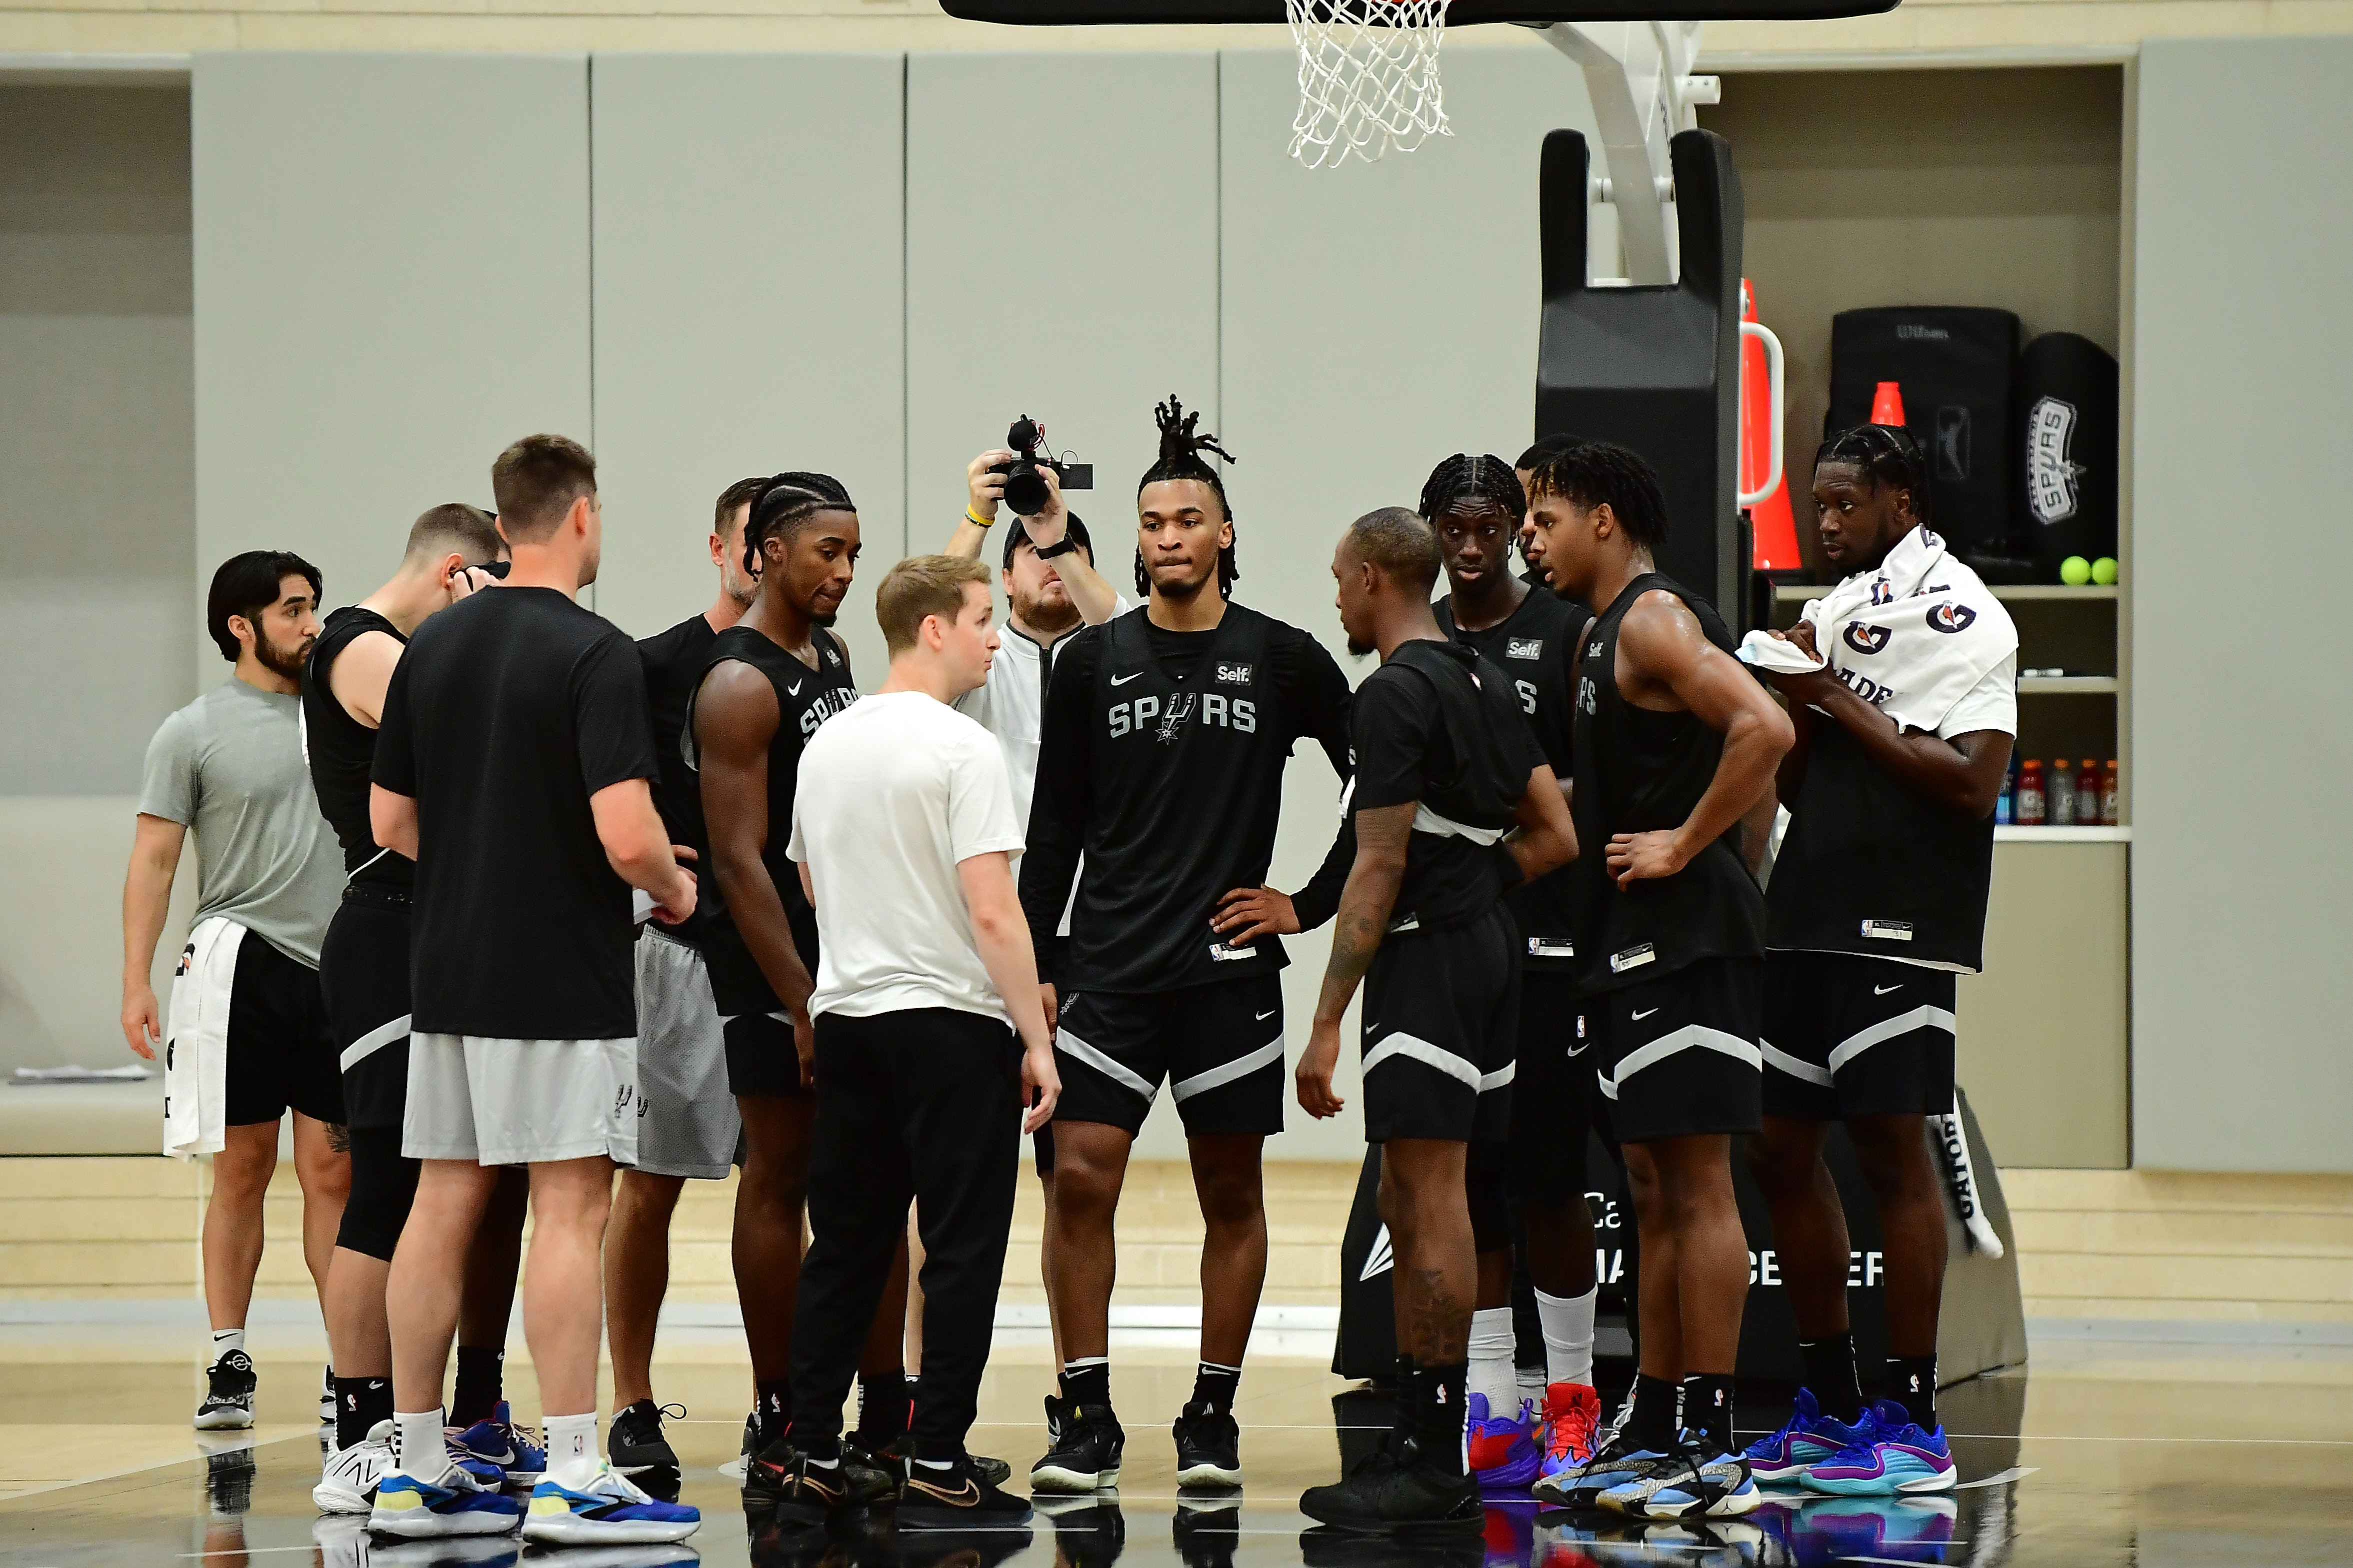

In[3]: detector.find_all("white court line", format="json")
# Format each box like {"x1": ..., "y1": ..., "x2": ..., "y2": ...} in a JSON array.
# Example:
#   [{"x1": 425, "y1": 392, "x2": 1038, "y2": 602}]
[
  {"x1": 1958, "y1": 1465, "x2": 2038, "y2": 1489},
  {"x1": 180, "y1": 1550, "x2": 320, "y2": 1559}
]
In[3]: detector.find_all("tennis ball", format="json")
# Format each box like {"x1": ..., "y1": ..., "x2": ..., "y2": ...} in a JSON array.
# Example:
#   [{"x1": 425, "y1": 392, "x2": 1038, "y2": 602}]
[
  {"x1": 2091, "y1": 556, "x2": 2118, "y2": 585},
  {"x1": 2060, "y1": 555, "x2": 2092, "y2": 586}
]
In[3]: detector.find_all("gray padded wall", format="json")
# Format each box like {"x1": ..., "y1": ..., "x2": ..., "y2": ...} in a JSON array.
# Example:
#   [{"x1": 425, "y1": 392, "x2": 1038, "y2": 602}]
[
  {"x1": 192, "y1": 53, "x2": 592, "y2": 656},
  {"x1": 2132, "y1": 36, "x2": 2353, "y2": 1172},
  {"x1": 904, "y1": 51, "x2": 1218, "y2": 567},
  {"x1": 1220, "y1": 47, "x2": 1602, "y2": 1156},
  {"x1": 590, "y1": 54, "x2": 906, "y2": 679}
]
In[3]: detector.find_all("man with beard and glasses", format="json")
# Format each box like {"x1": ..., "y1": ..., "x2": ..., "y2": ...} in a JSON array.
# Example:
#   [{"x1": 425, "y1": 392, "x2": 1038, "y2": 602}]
[
  {"x1": 946, "y1": 441, "x2": 1131, "y2": 1398},
  {"x1": 126, "y1": 550, "x2": 348, "y2": 1432},
  {"x1": 1021, "y1": 398, "x2": 1354, "y2": 1494},
  {"x1": 605, "y1": 475, "x2": 768, "y2": 1484}
]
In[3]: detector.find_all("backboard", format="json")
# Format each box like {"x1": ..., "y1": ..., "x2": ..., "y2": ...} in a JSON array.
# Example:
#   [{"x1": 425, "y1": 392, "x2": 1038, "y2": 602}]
[{"x1": 942, "y1": 0, "x2": 1898, "y2": 23}]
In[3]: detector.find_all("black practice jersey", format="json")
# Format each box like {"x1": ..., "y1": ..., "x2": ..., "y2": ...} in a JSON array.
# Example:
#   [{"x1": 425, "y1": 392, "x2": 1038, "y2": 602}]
[
  {"x1": 1436, "y1": 586, "x2": 1590, "y2": 967},
  {"x1": 1568, "y1": 573, "x2": 1764, "y2": 995},
  {"x1": 1022, "y1": 603, "x2": 1354, "y2": 994},
  {"x1": 637, "y1": 614, "x2": 718, "y2": 945},
  {"x1": 372, "y1": 587, "x2": 658, "y2": 1040},
  {"x1": 688, "y1": 624, "x2": 858, "y2": 1015},
  {"x1": 1766, "y1": 721, "x2": 1998, "y2": 971},
  {"x1": 304, "y1": 606, "x2": 411, "y2": 890},
  {"x1": 1349, "y1": 639, "x2": 1542, "y2": 933}
]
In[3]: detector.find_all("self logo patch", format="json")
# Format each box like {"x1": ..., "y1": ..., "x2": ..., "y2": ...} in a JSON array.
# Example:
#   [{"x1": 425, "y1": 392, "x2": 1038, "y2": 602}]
[
  {"x1": 1506, "y1": 637, "x2": 1544, "y2": 660},
  {"x1": 1861, "y1": 919, "x2": 1916, "y2": 942},
  {"x1": 1215, "y1": 661, "x2": 1253, "y2": 685}
]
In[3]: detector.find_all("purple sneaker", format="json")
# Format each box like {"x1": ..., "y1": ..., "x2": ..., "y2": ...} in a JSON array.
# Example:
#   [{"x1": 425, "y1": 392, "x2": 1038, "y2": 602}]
[
  {"x1": 1801, "y1": 1401, "x2": 1956, "y2": 1496},
  {"x1": 1740, "y1": 1387, "x2": 1877, "y2": 1485},
  {"x1": 1466, "y1": 1393, "x2": 1540, "y2": 1492}
]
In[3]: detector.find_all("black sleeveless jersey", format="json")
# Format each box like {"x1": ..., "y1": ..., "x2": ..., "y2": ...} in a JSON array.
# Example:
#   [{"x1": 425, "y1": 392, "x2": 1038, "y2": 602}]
[
  {"x1": 1436, "y1": 586, "x2": 1590, "y2": 969},
  {"x1": 688, "y1": 624, "x2": 858, "y2": 1014},
  {"x1": 1766, "y1": 719, "x2": 1998, "y2": 972},
  {"x1": 302, "y1": 605, "x2": 410, "y2": 890},
  {"x1": 1568, "y1": 573, "x2": 1764, "y2": 994},
  {"x1": 1024, "y1": 603, "x2": 1354, "y2": 995}
]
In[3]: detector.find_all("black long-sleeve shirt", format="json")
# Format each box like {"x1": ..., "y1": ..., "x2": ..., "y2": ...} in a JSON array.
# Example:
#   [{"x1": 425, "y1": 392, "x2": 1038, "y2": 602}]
[{"x1": 1020, "y1": 606, "x2": 1354, "y2": 993}]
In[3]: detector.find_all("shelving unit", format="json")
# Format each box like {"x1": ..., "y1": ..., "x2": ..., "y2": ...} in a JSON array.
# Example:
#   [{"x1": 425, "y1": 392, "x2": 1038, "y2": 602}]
[{"x1": 1772, "y1": 583, "x2": 2118, "y2": 604}]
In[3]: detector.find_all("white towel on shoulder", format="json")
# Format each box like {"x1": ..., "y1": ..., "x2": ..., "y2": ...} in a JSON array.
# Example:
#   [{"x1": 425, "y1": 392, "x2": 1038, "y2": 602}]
[
  {"x1": 1742, "y1": 526, "x2": 2017, "y2": 736},
  {"x1": 162, "y1": 915, "x2": 246, "y2": 1160}
]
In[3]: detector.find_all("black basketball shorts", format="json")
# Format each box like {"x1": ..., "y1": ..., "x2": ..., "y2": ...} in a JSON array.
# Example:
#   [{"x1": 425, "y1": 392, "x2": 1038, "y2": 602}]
[
  {"x1": 1592, "y1": 956, "x2": 1763, "y2": 1144},
  {"x1": 225, "y1": 930, "x2": 344, "y2": 1128},
  {"x1": 1360, "y1": 907, "x2": 1520, "y2": 1145},
  {"x1": 1052, "y1": 974, "x2": 1286, "y2": 1138},
  {"x1": 1506, "y1": 969, "x2": 1598, "y2": 1195},
  {"x1": 723, "y1": 1010, "x2": 814, "y2": 1100},
  {"x1": 1762, "y1": 951, "x2": 1958, "y2": 1121},
  {"x1": 318, "y1": 888, "x2": 410, "y2": 1131}
]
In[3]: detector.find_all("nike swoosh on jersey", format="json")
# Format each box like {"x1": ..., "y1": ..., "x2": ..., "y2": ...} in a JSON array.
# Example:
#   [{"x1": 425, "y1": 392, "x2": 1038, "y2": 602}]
[
  {"x1": 1632, "y1": 1007, "x2": 1660, "y2": 1020},
  {"x1": 788, "y1": 680, "x2": 804, "y2": 696},
  {"x1": 1874, "y1": 984, "x2": 1902, "y2": 995},
  {"x1": 1254, "y1": 1009, "x2": 1276, "y2": 1021},
  {"x1": 1110, "y1": 672, "x2": 1142, "y2": 686},
  {"x1": 1564, "y1": 1041, "x2": 1590, "y2": 1058}
]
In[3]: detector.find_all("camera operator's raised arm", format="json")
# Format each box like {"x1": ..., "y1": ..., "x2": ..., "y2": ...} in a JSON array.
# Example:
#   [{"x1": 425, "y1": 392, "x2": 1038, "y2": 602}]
[{"x1": 949, "y1": 441, "x2": 1120, "y2": 630}]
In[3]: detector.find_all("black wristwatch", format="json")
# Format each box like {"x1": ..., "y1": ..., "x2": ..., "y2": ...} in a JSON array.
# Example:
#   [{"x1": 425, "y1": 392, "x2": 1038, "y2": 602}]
[{"x1": 1034, "y1": 535, "x2": 1082, "y2": 561}]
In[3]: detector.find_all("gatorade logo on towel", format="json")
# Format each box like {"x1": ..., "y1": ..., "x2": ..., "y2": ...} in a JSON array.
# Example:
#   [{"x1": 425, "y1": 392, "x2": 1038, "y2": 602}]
[
  {"x1": 1843, "y1": 623, "x2": 1892, "y2": 656},
  {"x1": 1928, "y1": 603, "x2": 1978, "y2": 635}
]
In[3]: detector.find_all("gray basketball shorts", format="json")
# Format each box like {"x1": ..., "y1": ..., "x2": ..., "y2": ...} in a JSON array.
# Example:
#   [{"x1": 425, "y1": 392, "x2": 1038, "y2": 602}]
[
  {"x1": 632, "y1": 928, "x2": 741, "y2": 1179},
  {"x1": 403, "y1": 1033, "x2": 638, "y2": 1168}
]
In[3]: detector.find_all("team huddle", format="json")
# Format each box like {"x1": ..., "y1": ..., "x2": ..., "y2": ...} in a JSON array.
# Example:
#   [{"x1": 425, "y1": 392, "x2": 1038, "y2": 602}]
[{"x1": 124, "y1": 396, "x2": 2017, "y2": 1543}]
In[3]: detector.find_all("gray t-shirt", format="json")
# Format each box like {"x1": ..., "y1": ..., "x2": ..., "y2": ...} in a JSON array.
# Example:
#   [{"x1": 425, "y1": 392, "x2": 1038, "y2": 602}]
[{"x1": 138, "y1": 679, "x2": 342, "y2": 968}]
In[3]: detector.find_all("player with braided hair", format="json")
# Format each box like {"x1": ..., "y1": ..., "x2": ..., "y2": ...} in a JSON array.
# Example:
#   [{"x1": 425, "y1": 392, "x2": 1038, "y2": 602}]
[
  {"x1": 1020, "y1": 397, "x2": 1354, "y2": 1494},
  {"x1": 686, "y1": 474, "x2": 890, "y2": 1479},
  {"x1": 1422, "y1": 453, "x2": 1608, "y2": 1490}
]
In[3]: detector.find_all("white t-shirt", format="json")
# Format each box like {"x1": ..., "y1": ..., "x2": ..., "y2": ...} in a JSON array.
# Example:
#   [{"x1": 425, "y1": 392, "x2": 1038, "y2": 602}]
[
  {"x1": 788, "y1": 691, "x2": 1026, "y2": 1022},
  {"x1": 1933, "y1": 651, "x2": 2020, "y2": 740},
  {"x1": 952, "y1": 595, "x2": 1134, "y2": 843}
]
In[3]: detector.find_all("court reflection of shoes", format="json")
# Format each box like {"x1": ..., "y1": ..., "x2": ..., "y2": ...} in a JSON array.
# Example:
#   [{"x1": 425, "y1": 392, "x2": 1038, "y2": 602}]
[
  {"x1": 1038, "y1": 1493, "x2": 1126, "y2": 1568},
  {"x1": 1801, "y1": 1493, "x2": 1960, "y2": 1563},
  {"x1": 1299, "y1": 1523, "x2": 1485, "y2": 1568},
  {"x1": 510, "y1": 1547, "x2": 703, "y2": 1568},
  {"x1": 1173, "y1": 1498, "x2": 1240, "y2": 1568},
  {"x1": 206, "y1": 1447, "x2": 257, "y2": 1517}
]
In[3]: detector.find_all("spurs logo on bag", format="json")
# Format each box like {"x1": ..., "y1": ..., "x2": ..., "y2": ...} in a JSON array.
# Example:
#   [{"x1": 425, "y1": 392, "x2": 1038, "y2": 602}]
[{"x1": 2026, "y1": 395, "x2": 2088, "y2": 525}]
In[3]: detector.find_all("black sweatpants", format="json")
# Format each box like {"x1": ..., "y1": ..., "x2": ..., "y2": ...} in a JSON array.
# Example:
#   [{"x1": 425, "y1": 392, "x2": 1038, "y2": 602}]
[{"x1": 788, "y1": 1006, "x2": 1022, "y2": 1458}]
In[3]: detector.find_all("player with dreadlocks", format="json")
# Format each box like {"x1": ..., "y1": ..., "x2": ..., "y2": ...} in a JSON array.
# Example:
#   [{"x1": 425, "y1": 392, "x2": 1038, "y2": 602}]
[
  {"x1": 688, "y1": 475, "x2": 906, "y2": 1493},
  {"x1": 1422, "y1": 453, "x2": 1608, "y2": 1492},
  {"x1": 1020, "y1": 397, "x2": 1354, "y2": 1493}
]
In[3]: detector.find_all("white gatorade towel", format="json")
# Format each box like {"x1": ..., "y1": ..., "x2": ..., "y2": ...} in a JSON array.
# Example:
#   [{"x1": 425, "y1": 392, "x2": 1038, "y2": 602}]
[
  {"x1": 1739, "y1": 525, "x2": 2016, "y2": 736},
  {"x1": 162, "y1": 915, "x2": 246, "y2": 1160}
]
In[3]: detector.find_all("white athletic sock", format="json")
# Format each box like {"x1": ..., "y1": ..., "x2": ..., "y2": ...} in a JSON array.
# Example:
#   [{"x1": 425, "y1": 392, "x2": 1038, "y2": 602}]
[
  {"x1": 1516, "y1": 1365, "x2": 1548, "y2": 1411},
  {"x1": 210, "y1": 1328, "x2": 246, "y2": 1364},
  {"x1": 394, "y1": 1409, "x2": 446, "y2": 1477},
  {"x1": 1536, "y1": 1286, "x2": 1598, "y2": 1388},
  {"x1": 544, "y1": 1412, "x2": 599, "y2": 1470},
  {"x1": 1468, "y1": 1308, "x2": 1519, "y2": 1413}
]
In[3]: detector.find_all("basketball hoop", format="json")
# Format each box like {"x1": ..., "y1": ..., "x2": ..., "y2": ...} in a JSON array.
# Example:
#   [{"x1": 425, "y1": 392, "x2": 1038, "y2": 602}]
[{"x1": 1286, "y1": 0, "x2": 1452, "y2": 169}]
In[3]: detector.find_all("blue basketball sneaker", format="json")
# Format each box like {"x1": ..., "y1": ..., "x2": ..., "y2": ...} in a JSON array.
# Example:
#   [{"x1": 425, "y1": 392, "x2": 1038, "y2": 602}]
[
  {"x1": 1530, "y1": 1429, "x2": 1676, "y2": 1512},
  {"x1": 1740, "y1": 1389, "x2": 1876, "y2": 1486},
  {"x1": 1800, "y1": 1402, "x2": 1956, "y2": 1496},
  {"x1": 452, "y1": 1402, "x2": 546, "y2": 1489},
  {"x1": 1596, "y1": 1434, "x2": 1761, "y2": 1520},
  {"x1": 522, "y1": 1459, "x2": 700, "y2": 1545},
  {"x1": 368, "y1": 1462, "x2": 522, "y2": 1539}
]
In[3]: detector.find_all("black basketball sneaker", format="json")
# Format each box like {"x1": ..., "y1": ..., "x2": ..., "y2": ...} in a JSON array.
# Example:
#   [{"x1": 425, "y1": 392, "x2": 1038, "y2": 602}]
[
  {"x1": 608, "y1": 1399, "x2": 684, "y2": 1479},
  {"x1": 1299, "y1": 1432, "x2": 1481, "y2": 1532},
  {"x1": 196, "y1": 1350, "x2": 258, "y2": 1431},
  {"x1": 897, "y1": 1453, "x2": 1036, "y2": 1529},
  {"x1": 1030, "y1": 1405, "x2": 1125, "y2": 1493},
  {"x1": 744, "y1": 1439, "x2": 897, "y2": 1524},
  {"x1": 1172, "y1": 1400, "x2": 1242, "y2": 1489}
]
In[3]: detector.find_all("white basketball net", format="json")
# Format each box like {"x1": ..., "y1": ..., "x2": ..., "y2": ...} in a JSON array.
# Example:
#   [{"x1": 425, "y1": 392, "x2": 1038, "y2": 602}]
[{"x1": 1286, "y1": 0, "x2": 1452, "y2": 169}]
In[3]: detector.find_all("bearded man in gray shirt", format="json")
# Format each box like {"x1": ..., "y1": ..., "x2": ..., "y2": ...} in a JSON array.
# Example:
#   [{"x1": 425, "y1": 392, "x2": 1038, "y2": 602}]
[{"x1": 123, "y1": 549, "x2": 348, "y2": 1432}]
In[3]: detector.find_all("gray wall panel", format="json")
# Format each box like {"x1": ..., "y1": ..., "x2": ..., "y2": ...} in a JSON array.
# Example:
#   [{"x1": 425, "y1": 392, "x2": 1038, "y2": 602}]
[
  {"x1": 590, "y1": 53, "x2": 906, "y2": 678},
  {"x1": 2131, "y1": 36, "x2": 2353, "y2": 1172},
  {"x1": 192, "y1": 53, "x2": 592, "y2": 652},
  {"x1": 1220, "y1": 47, "x2": 1601, "y2": 1156}
]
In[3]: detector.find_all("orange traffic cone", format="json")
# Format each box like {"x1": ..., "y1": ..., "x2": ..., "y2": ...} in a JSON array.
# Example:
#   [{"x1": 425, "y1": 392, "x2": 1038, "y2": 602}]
[
  {"x1": 1870, "y1": 380, "x2": 1906, "y2": 427},
  {"x1": 1740, "y1": 279, "x2": 1802, "y2": 570}
]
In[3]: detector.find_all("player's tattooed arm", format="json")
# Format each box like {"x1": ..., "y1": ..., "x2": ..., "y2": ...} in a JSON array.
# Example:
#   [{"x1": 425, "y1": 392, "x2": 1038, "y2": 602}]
[{"x1": 1296, "y1": 802, "x2": 1412, "y2": 1119}]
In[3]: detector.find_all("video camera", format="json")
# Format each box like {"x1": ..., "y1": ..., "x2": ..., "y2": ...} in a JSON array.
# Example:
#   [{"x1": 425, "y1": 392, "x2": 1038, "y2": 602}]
[{"x1": 992, "y1": 416, "x2": 1093, "y2": 517}]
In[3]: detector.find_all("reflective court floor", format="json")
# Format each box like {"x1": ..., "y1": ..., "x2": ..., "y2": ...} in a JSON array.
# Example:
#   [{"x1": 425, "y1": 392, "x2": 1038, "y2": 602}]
[{"x1": 0, "y1": 1326, "x2": 2348, "y2": 1568}]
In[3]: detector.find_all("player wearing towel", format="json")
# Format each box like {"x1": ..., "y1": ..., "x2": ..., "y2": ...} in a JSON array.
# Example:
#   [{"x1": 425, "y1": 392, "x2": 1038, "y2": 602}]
[
  {"x1": 1296, "y1": 508, "x2": 1575, "y2": 1530},
  {"x1": 125, "y1": 550, "x2": 346, "y2": 1431},
  {"x1": 1522, "y1": 442, "x2": 1790, "y2": 1522},
  {"x1": 1738, "y1": 425, "x2": 2016, "y2": 1495}
]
